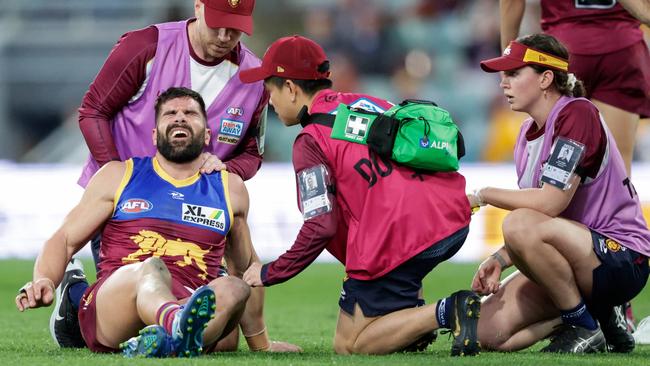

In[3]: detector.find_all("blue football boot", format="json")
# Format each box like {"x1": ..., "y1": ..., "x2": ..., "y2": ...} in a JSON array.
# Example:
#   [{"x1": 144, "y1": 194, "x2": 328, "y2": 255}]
[
  {"x1": 121, "y1": 325, "x2": 174, "y2": 358},
  {"x1": 171, "y1": 285, "x2": 216, "y2": 357}
]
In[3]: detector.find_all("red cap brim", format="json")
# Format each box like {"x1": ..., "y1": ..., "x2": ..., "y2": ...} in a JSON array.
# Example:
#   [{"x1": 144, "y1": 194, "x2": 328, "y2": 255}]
[
  {"x1": 480, "y1": 56, "x2": 527, "y2": 73},
  {"x1": 205, "y1": 11, "x2": 253, "y2": 35},
  {"x1": 239, "y1": 66, "x2": 269, "y2": 83}
]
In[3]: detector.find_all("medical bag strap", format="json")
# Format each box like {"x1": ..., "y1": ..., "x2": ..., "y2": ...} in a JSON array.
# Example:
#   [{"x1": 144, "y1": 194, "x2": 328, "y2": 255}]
[
  {"x1": 301, "y1": 113, "x2": 336, "y2": 128},
  {"x1": 398, "y1": 99, "x2": 438, "y2": 107},
  {"x1": 297, "y1": 104, "x2": 336, "y2": 128}
]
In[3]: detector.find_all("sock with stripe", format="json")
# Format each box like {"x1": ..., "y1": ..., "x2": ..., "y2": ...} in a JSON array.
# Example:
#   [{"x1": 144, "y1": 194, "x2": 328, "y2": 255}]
[
  {"x1": 156, "y1": 302, "x2": 181, "y2": 334},
  {"x1": 560, "y1": 301, "x2": 598, "y2": 330},
  {"x1": 435, "y1": 296, "x2": 453, "y2": 329}
]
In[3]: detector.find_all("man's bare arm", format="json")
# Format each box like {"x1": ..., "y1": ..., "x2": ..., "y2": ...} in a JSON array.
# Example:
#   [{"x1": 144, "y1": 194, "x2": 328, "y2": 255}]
[
  {"x1": 223, "y1": 173, "x2": 300, "y2": 352},
  {"x1": 618, "y1": 0, "x2": 650, "y2": 25},
  {"x1": 500, "y1": 0, "x2": 526, "y2": 50},
  {"x1": 17, "y1": 162, "x2": 125, "y2": 311},
  {"x1": 222, "y1": 173, "x2": 266, "y2": 336}
]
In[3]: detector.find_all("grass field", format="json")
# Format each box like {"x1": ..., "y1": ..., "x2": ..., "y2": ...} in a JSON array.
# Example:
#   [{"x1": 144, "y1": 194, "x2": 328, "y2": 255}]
[{"x1": 1, "y1": 259, "x2": 649, "y2": 365}]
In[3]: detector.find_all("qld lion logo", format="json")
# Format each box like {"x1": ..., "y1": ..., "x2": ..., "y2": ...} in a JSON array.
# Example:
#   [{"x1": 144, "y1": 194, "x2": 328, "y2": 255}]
[
  {"x1": 228, "y1": 0, "x2": 240, "y2": 8},
  {"x1": 606, "y1": 239, "x2": 621, "y2": 252},
  {"x1": 122, "y1": 230, "x2": 210, "y2": 280}
]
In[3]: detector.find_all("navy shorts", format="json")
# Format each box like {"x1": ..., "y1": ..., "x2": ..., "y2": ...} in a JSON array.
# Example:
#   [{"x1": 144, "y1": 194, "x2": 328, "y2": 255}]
[
  {"x1": 338, "y1": 226, "x2": 469, "y2": 317},
  {"x1": 588, "y1": 230, "x2": 649, "y2": 318}
]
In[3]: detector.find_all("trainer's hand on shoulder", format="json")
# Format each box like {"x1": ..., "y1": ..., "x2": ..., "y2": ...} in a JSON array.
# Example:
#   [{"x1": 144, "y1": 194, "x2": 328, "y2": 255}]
[
  {"x1": 199, "y1": 152, "x2": 227, "y2": 174},
  {"x1": 267, "y1": 340, "x2": 303, "y2": 352},
  {"x1": 471, "y1": 257, "x2": 502, "y2": 296},
  {"x1": 15, "y1": 278, "x2": 55, "y2": 311},
  {"x1": 243, "y1": 262, "x2": 263, "y2": 287}
]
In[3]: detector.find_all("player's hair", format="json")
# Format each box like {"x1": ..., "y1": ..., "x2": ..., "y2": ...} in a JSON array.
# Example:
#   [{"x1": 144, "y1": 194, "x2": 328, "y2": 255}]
[
  {"x1": 154, "y1": 87, "x2": 208, "y2": 123},
  {"x1": 517, "y1": 34, "x2": 586, "y2": 98},
  {"x1": 264, "y1": 61, "x2": 333, "y2": 96}
]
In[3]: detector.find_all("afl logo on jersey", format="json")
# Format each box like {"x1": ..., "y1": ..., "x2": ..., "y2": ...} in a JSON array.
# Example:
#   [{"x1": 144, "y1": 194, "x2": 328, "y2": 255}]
[
  {"x1": 227, "y1": 107, "x2": 243, "y2": 116},
  {"x1": 119, "y1": 199, "x2": 153, "y2": 214}
]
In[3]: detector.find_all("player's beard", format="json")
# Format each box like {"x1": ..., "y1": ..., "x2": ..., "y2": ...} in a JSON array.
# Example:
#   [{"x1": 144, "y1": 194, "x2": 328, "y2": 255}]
[{"x1": 157, "y1": 124, "x2": 205, "y2": 163}]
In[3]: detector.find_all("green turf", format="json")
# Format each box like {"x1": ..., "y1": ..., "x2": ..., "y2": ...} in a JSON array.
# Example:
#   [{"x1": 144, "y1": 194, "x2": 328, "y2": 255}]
[{"x1": 2, "y1": 259, "x2": 649, "y2": 365}]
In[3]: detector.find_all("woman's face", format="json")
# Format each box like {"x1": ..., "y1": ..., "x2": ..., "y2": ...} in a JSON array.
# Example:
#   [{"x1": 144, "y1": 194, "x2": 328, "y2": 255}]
[{"x1": 499, "y1": 66, "x2": 543, "y2": 113}]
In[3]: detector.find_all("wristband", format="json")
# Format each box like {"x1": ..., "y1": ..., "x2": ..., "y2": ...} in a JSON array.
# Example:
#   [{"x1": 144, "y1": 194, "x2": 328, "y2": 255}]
[
  {"x1": 491, "y1": 252, "x2": 507, "y2": 269},
  {"x1": 474, "y1": 188, "x2": 486, "y2": 207},
  {"x1": 244, "y1": 327, "x2": 270, "y2": 351}
]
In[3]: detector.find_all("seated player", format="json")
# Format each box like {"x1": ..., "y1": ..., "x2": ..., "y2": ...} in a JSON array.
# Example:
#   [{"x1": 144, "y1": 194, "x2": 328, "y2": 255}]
[{"x1": 15, "y1": 87, "x2": 298, "y2": 357}]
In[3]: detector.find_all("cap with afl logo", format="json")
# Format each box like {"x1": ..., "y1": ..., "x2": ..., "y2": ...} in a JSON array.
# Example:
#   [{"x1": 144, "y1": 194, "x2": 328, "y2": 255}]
[
  {"x1": 200, "y1": 0, "x2": 255, "y2": 35},
  {"x1": 239, "y1": 35, "x2": 331, "y2": 83}
]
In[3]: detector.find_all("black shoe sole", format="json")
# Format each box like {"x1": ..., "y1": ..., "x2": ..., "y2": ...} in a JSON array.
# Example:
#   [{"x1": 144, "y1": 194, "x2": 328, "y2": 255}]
[{"x1": 451, "y1": 292, "x2": 481, "y2": 357}]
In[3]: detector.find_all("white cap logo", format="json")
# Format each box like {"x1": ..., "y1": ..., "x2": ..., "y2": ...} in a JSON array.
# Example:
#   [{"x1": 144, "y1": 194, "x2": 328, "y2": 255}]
[{"x1": 503, "y1": 46, "x2": 511, "y2": 56}]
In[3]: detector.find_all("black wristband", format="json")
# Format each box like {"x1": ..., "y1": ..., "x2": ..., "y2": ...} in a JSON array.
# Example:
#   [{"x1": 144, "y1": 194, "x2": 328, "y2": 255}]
[{"x1": 491, "y1": 252, "x2": 508, "y2": 269}]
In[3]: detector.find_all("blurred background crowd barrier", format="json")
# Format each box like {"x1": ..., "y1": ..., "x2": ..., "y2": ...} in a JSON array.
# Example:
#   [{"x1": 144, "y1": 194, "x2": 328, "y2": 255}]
[{"x1": 0, "y1": 0, "x2": 649, "y2": 260}]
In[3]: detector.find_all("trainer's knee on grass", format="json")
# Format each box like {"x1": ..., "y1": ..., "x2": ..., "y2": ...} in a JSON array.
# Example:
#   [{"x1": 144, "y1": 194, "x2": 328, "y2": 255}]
[
  {"x1": 336, "y1": 339, "x2": 384, "y2": 355},
  {"x1": 478, "y1": 328, "x2": 512, "y2": 351},
  {"x1": 478, "y1": 317, "x2": 516, "y2": 352},
  {"x1": 333, "y1": 334, "x2": 352, "y2": 355},
  {"x1": 333, "y1": 332, "x2": 375, "y2": 355}
]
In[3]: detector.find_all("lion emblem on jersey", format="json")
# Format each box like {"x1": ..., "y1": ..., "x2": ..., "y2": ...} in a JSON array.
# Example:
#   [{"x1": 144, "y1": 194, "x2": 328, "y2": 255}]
[{"x1": 122, "y1": 230, "x2": 210, "y2": 280}]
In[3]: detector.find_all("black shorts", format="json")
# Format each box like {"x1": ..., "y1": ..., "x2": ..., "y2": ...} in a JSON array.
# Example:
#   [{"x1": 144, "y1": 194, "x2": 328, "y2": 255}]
[
  {"x1": 338, "y1": 226, "x2": 469, "y2": 317},
  {"x1": 588, "y1": 230, "x2": 649, "y2": 318}
]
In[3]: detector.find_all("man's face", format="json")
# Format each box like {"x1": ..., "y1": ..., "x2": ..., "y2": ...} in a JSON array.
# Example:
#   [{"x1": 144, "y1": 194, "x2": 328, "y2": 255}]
[
  {"x1": 265, "y1": 81, "x2": 300, "y2": 126},
  {"x1": 194, "y1": 1, "x2": 243, "y2": 60},
  {"x1": 155, "y1": 97, "x2": 210, "y2": 163}
]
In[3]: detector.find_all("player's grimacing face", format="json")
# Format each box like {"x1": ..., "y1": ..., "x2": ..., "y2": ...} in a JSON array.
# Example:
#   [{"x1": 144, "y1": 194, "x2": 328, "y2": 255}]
[
  {"x1": 155, "y1": 97, "x2": 209, "y2": 163},
  {"x1": 499, "y1": 66, "x2": 546, "y2": 113}
]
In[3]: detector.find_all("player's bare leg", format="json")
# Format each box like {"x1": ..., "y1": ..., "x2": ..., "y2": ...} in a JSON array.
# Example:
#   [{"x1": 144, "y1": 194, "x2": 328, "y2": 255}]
[
  {"x1": 592, "y1": 99, "x2": 639, "y2": 176},
  {"x1": 95, "y1": 257, "x2": 177, "y2": 348},
  {"x1": 202, "y1": 276, "x2": 250, "y2": 346},
  {"x1": 333, "y1": 303, "x2": 439, "y2": 355},
  {"x1": 211, "y1": 328, "x2": 239, "y2": 351},
  {"x1": 478, "y1": 271, "x2": 561, "y2": 351}
]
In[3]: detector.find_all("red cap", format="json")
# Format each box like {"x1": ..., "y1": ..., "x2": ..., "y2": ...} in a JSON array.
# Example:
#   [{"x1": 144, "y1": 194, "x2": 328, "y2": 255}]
[
  {"x1": 480, "y1": 41, "x2": 568, "y2": 73},
  {"x1": 239, "y1": 35, "x2": 331, "y2": 83},
  {"x1": 200, "y1": 0, "x2": 255, "y2": 35}
]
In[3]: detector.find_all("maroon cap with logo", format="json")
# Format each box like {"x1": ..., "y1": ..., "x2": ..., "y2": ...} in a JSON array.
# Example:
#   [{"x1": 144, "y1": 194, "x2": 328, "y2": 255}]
[
  {"x1": 480, "y1": 41, "x2": 569, "y2": 73},
  {"x1": 239, "y1": 35, "x2": 331, "y2": 83},
  {"x1": 200, "y1": 0, "x2": 255, "y2": 35}
]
